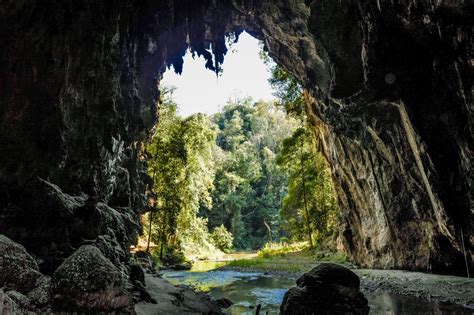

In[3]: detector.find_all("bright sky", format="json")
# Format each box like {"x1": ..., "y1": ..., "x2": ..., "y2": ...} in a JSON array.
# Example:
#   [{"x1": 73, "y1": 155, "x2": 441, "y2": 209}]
[{"x1": 161, "y1": 32, "x2": 276, "y2": 117}]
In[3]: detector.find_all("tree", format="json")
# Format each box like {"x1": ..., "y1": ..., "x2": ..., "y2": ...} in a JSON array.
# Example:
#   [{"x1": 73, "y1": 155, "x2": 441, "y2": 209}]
[
  {"x1": 145, "y1": 88, "x2": 218, "y2": 258},
  {"x1": 261, "y1": 51, "x2": 305, "y2": 118},
  {"x1": 211, "y1": 225, "x2": 234, "y2": 253},
  {"x1": 202, "y1": 99, "x2": 297, "y2": 249},
  {"x1": 269, "y1": 66, "x2": 339, "y2": 247}
]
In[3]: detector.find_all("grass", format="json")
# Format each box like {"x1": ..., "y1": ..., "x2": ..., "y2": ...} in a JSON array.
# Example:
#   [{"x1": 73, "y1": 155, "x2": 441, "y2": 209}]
[
  {"x1": 316, "y1": 252, "x2": 348, "y2": 264},
  {"x1": 228, "y1": 258, "x2": 265, "y2": 268},
  {"x1": 222, "y1": 241, "x2": 350, "y2": 274},
  {"x1": 258, "y1": 241, "x2": 308, "y2": 259},
  {"x1": 228, "y1": 257, "x2": 309, "y2": 273}
]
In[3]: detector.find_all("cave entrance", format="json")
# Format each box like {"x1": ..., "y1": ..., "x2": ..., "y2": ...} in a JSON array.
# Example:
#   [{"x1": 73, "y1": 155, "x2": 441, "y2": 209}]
[
  {"x1": 139, "y1": 28, "x2": 341, "y2": 267},
  {"x1": 160, "y1": 31, "x2": 275, "y2": 117},
  {"x1": 1, "y1": 2, "x2": 472, "y2": 313}
]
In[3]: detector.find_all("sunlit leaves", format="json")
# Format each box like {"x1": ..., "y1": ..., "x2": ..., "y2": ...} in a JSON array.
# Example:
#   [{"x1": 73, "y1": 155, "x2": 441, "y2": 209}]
[{"x1": 277, "y1": 125, "x2": 338, "y2": 245}]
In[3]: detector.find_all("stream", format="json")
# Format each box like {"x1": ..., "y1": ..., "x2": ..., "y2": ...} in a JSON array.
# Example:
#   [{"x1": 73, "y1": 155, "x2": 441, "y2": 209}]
[{"x1": 162, "y1": 261, "x2": 473, "y2": 315}]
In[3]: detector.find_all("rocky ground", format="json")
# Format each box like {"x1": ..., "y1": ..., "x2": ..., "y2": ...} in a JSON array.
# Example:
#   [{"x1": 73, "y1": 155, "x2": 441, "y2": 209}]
[
  {"x1": 134, "y1": 273, "x2": 222, "y2": 315},
  {"x1": 1, "y1": 230, "x2": 472, "y2": 314},
  {"x1": 0, "y1": 233, "x2": 224, "y2": 314},
  {"x1": 357, "y1": 268, "x2": 474, "y2": 308}
]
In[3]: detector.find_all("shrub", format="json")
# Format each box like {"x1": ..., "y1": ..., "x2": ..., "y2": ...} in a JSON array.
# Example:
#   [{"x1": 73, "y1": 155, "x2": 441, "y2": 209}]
[
  {"x1": 211, "y1": 225, "x2": 234, "y2": 253},
  {"x1": 180, "y1": 217, "x2": 219, "y2": 259},
  {"x1": 314, "y1": 251, "x2": 348, "y2": 264},
  {"x1": 161, "y1": 244, "x2": 187, "y2": 266}
]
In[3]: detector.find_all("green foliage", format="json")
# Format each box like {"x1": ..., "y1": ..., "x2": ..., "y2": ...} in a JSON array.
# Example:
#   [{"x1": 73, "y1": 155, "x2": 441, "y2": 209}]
[
  {"x1": 261, "y1": 50, "x2": 306, "y2": 119},
  {"x1": 150, "y1": 251, "x2": 165, "y2": 269},
  {"x1": 267, "y1": 59, "x2": 340, "y2": 249},
  {"x1": 145, "y1": 87, "x2": 219, "y2": 259},
  {"x1": 314, "y1": 252, "x2": 348, "y2": 264},
  {"x1": 277, "y1": 125, "x2": 339, "y2": 247},
  {"x1": 161, "y1": 244, "x2": 187, "y2": 266},
  {"x1": 202, "y1": 100, "x2": 298, "y2": 249},
  {"x1": 257, "y1": 242, "x2": 308, "y2": 259},
  {"x1": 179, "y1": 216, "x2": 221, "y2": 259},
  {"x1": 145, "y1": 64, "x2": 340, "y2": 259},
  {"x1": 211, "y1": 225, "x2": 234, "y2": 253}
]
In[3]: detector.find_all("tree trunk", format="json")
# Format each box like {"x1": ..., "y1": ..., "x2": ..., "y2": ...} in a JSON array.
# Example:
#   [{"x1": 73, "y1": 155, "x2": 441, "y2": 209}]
[
  {"x1": 160, "y1": 209, "x2": 168, "y2": 260},
  {"x1": 263, "y1": 219, "x2": 272, "y2": 243},
  {"x1": 301, "y1": 147, "x2": 313, "y2": 248},
  {"x1": 146, "y1": 210, "x2": 154, "y2": 253}
]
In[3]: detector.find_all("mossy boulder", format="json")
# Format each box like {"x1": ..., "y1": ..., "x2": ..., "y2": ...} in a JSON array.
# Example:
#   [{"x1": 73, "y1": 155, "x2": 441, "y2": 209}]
[
  {"x1": 26, "y1": 275, "x2": 52, "y2": 309},
  {"x1": 51, "y1": 245, "x2": 129, "y2": 311},
  {"x1": 0, "y1": 234, "x2": 41, "y2": 293}
]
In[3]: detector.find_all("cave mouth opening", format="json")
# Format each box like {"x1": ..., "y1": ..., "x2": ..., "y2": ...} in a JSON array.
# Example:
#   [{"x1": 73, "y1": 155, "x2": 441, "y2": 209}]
[
  {"x1": 159, "y1": 31, "x2": 277, "y2": 118},
  {"x1": 1, "y1": 2, "x2": 472, "y2": 313},
  {"x1": 139, "y1": 26, "x2": 342, "y2": 259}
]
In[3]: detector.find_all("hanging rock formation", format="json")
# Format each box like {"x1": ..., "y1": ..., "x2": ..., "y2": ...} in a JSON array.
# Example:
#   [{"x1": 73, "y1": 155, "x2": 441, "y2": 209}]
[{"x1": 0, "y1": 0, "x2": 472, "y2": 311}]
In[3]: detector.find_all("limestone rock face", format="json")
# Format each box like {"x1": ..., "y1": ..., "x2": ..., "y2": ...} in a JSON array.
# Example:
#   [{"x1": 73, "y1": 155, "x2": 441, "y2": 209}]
[
  {"x1": 280, "y1": 263, "x2": 369, "y2": 315},
  {"x1": 0, "y1": 2, "x2": 471, "y2": 306},
  {"x1": 301, "y1": 1, "x2": 473, "y2": 272},
  {"x1": 51, "y1": 245, "x2": 129, "y2": 311}
]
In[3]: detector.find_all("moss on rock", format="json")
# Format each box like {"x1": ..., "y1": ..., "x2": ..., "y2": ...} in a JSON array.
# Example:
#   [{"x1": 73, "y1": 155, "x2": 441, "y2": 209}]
[
  {"x1": 0, "y1": 234, "x2": 40, "y2": 293},
  {"x1": 51, "y1": 245, "x2": 130, "y2": 312}
]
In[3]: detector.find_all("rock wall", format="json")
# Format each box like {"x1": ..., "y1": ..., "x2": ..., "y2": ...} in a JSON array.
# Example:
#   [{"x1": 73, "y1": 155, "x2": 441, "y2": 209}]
[
  {"x1": 0, "y1": 1, "x2": 148, "y2": 275},
  {"x1": 227, "y1": 0, "x2": 473, "y2": 273},
  {"x1": 302, "y1": 1, "x2": 473, "y2": 273},
  {"x1": 0, "y1": 3, "x2": 472, "y2": 309}
]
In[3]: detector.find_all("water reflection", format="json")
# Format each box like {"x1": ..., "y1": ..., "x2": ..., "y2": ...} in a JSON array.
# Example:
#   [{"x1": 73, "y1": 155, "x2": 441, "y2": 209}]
[
  {"x1": 366, "y1": 292, "x2": 473, "y2": 315},
  {"x1": 162, "y1": 262, "x2": 472, "y2": 315}
]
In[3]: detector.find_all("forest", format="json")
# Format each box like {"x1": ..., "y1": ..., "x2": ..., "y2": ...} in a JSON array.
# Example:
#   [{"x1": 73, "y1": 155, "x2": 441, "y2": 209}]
[{"x1": 141, "y1": 63, "x2": 339, "y2": 265}]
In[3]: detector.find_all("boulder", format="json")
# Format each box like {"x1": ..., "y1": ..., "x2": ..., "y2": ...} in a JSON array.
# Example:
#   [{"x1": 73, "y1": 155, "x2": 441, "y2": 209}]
[
  {"x1": 280, "y1": 263, "x2": 369, "y2": 315},
  {"x1": 26, "y1": 275, "x2": 52, "y2": 309},
  {"x1": 215, "y1": 297, "x2": 233, "y2": 309},
  {"x1": 130, "y1": 263, "x2": 146, "y2": 284},
  {"x1": 0, "y1": 290, "x2": 18, "y2": 315},
  {"x1": 51, "y1": 245, "x2": 130, "y2": 311},
  {"x1": 5, "y1": 291, "x2": 32, "y2": 311},
  {"x1": 0, "y1": 234, "x2": 40, "y2": 293},
  {"x1": 170, "y1": 262, "x2": 192, "y2": 271}
]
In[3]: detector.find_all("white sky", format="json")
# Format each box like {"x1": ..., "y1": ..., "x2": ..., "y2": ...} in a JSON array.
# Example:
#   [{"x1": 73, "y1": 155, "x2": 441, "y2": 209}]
[{"x1": 161, "y1": 32, "x2": 276, "y2": 117}]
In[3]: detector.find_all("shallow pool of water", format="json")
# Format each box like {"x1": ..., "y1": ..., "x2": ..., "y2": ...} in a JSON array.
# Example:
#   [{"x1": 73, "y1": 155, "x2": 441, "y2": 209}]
[{"x1": 162, "y1": 261, "x2": 473, "y2": 315}]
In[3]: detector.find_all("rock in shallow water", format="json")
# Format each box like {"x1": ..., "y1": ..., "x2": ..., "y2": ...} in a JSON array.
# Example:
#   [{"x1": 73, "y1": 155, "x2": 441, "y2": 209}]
[
  {"x1": 51, "y1": 245, "x2": 130, "y2": 312},
  {"x1": 169, "y1": 262, "x2": 193, "y2": 271},
  {"x1": 280, "y1": 263, "x2": 369, "y2": 315},
  {"x1": 215, "y1": 297, "x2": 233, "y2": 309}
]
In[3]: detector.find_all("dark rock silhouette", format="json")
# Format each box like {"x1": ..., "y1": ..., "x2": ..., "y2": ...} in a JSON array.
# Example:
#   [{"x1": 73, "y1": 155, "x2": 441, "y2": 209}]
[{"x1": 280, "y1": 263, "x2": 369, "y2": 315}]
